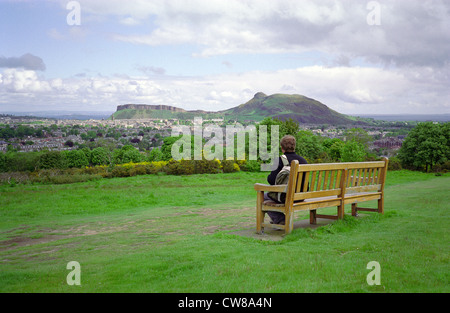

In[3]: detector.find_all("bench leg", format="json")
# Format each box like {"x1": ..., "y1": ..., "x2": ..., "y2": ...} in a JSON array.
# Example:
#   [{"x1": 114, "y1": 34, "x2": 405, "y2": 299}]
[
  {"x1": 377, "y1": 197, "x2": 384, "y2": 214},
  {"x1": 352, "y1": 203, "x2": 358, "y2": 216},
  {"x1": 310, "y1": 210, "x2": 317, "y2": 224},
  {"x1": 285, "y1": 211, "x2": 294, "y2": 235},
  {"x1": 337, "y1": 203, "x2": 345, "y2": 219},
  {"x1": 256, "y1": 191, "x2": 264, "y2": 234}
]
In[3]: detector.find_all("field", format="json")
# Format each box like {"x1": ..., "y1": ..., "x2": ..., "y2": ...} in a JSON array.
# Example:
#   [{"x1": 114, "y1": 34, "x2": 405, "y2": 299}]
[{"x1": 0, "y1": 170, "x2": 449, "y2": 293}]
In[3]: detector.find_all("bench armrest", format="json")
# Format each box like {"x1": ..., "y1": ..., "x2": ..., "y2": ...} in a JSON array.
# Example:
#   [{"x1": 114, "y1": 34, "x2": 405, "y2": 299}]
[{"x1": 254, "y1": 183, "x2": 287, "y2": 192}]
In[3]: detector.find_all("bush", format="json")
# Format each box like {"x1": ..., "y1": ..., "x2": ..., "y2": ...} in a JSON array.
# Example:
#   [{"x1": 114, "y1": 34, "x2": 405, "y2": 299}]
[
  {"x1": 388, "y1": 157, "x2": 402, "y2": 171},
  {"x1": 129, "y1": 165, "x2": 148, "y2": 176},
  {"x1": 111, "y1": 166, "x2": 131, "y2": 177},
  {"x1": 194, "y1": 159, "x2": 221, "y2": 174},
  {"x1": 38, "y1": 151, "x2": 67, "y2": 170},
  {"x1": 240, "y1": 160, "x2": 261, "y2": 172},
  {"x1": 341, "y1": 140, "x2": 366, "y2": 162},
  {"x1": 221, "y1": 160, "x2": 240, "y2": 173},
  {"x1": 164, "y1": 160, "x2": 194, "y2": 175}
]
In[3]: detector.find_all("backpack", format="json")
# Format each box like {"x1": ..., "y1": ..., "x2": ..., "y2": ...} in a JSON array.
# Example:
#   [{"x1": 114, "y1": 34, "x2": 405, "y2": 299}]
[{"x1": 267, "y1": 155, "x2": 290, "y2": 203}]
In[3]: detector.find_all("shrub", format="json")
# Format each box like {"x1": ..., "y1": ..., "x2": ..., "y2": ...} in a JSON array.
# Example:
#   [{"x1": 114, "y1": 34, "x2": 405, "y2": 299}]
[
  {"x1": 111, "y1": 166, "x2": 131, "y2": 177},
  {"x1": 129, "y1": 165, "x2": 147, "y2": 176},
  {"x1": 38, "y1": 151, "x2": 67, "y2": 170},
  {"x1": 388, "y1": 157, "x2": 402, "y2": 171},
  {"x1": 194, "y1": 159, "x2": 221, "y2": 174},
  {"x1": 221, "y1": 160, "x2": 240, "y2": 173},
  {"x1": 240, "y1": 160, "x2": 261, "y2": 172},
  {"x1": 164, "y1": 160, "x2": 194, "y2": 175}
]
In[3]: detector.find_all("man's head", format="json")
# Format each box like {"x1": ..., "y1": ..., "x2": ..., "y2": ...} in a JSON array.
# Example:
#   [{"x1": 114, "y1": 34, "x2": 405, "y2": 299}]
[{"x1": 280, "y1": 135, "x2": 296, "y2": 153}]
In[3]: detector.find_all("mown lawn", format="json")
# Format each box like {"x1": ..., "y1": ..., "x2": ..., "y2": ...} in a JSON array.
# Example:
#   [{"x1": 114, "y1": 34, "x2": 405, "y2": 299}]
[{"x1": 0, "y1": 170, "x2": 448, "y2": 292}]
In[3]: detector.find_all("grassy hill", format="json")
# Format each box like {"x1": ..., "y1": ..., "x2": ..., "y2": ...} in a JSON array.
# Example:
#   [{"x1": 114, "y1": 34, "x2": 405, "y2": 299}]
[
  {"x1": 110, "y1": 92, "x2": 360, "y2": 125},
  {"x1": 220, "y1": 92, "x2": 355, "y2": 124},
  {"x1": 111, "y1": 108, "x2": 218, "y2": 121}
]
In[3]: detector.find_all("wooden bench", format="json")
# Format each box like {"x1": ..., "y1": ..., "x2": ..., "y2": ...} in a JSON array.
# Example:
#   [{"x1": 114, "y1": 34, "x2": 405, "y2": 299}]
[{"x1": 254, "y1": 157, "x2": 389, "y2": 234}]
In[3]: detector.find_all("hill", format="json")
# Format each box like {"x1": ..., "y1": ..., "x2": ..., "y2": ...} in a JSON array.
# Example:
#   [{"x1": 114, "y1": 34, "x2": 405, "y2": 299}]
[
  {"x1": 110, "y1": 93, "x2": 359, "y2": 125},
  {"x1": 220, "y1": 92, "x2": 355, "y2": 124}
]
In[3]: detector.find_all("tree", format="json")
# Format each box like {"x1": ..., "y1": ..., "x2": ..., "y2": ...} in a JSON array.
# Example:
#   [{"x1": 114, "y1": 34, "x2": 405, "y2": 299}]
[
  {"x1": 147, "y1": 148, "x2": 163, "y2": 162},
  {"x1": 295, "y1": 130, "x2": 324, "y2": 162},
  {"x1": 344, "y1": 128, "x2": 372, "y2": 147},
  {"x1": 323, "y1": 138, "x2": 345, "y2": 161},
  {"x1": 280, "y1": 118, "x2": 299, "y2": 137},
  {"x1": 90, "y1": 147, "x2": 110, "y2": 166},
  {"x1": 113, "y1": 145, "x2": 143, "y2": 164},
  {"x1": 341, "y1": 140, "x2": 367, "y2": 162},
  {"x1": 64, "y1": 150, "x2": 89, "y2": 168},
  {"x1": 398, "y1": 122, "x2": 449, "y2": 172},
  {"x1": 38, "y1": 151, "x2": 67, "y2": 169}
]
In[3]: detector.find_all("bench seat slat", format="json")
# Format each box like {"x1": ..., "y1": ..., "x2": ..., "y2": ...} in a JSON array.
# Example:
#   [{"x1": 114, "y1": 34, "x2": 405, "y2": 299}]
[
  {"x1": 293, "y1": 189, "x2": 341, "y2": 200},
  {"x1": 346, "y1": 184, "x2": 381, "y2": 194},
  {"x1": 344, "y1": 192, "x2": 381, "y2": 204}
]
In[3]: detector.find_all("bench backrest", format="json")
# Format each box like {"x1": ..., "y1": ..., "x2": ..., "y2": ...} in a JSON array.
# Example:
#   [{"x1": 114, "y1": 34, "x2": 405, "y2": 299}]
[{"x1": 284, "y1": 158, "x2": 389, "y2": 205}]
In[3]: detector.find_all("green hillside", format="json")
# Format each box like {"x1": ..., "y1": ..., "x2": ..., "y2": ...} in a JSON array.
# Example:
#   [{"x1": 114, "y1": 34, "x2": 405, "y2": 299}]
[
  {"x1": 111, "y1": 108, "x2": 218, "y2": 121},
  {"x1": 110, "y1": 92, "x2": 360, "y2": 125},
  {"x1": 220, "y1": 92, "x2": 355, "y2": 124}
]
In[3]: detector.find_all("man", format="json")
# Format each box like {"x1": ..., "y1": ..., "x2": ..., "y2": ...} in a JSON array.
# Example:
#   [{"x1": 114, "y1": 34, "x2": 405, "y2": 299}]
[{"x1": 265, "y1": 135, "x2": 308, "y2": 225}]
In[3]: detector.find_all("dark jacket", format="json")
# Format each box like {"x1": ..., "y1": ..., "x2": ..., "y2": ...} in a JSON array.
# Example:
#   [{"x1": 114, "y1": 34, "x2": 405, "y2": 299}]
[{"x1": 267, "y1": 152, "x2": 308, "y2": 185}]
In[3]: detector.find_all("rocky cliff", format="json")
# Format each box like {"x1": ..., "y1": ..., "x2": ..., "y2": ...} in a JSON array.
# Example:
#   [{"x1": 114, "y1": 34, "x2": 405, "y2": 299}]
[{"x1": 117, "y1": 104, "x2": 186, "y2": 113}]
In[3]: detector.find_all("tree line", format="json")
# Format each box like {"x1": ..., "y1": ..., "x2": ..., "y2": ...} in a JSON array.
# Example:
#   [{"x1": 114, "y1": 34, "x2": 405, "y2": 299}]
[{"x1": 1, "y1": 118, "x2": 449, "y2": 174}]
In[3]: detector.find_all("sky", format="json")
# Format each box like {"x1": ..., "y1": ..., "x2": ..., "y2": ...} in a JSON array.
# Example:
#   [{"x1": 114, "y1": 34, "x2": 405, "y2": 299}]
[{"x1": 0, "y1": 0, "x2": 449, "y2": 115}]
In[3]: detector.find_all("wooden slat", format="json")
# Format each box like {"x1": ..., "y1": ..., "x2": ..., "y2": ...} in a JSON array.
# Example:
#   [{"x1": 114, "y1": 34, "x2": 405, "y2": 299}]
[
  {"x1": 295, "y1": 172, "x2": 303, "y2": 193},
  {"x1": 367, "y1": 168, "x2": 374, "y2": 184},
  {"x1": 375, "y1": 168, "x2": 381, "y2": 184},
  {"x1": 351, "y1": 169, "x2": 358, "y2": 187},
  {"x1": 293, "y1": 189, "x2": 341, "y2": 200},
  {"x1": 346, "y1": 184, "x2": 381, "y2": 194},
  {"x1": 316, "y1": 214, "x2": 338, "y2": 220},
  {"x1": 329, "y1": 170, "x2": 336, "y2": 189},
  {"x1": 355, "y1": 207, "x2": 379, "y2": 212},
  {"x1": 293, "y1": 199, "x2": 342, "y2": 211},
  {"x1": 335, "y1": 170, "x2": 341, "y2": 190},
  {"x1": 254, "y1": 183, "x2": 287, "y2": 192},
  {"x1": 362, "y1": 168, "x2": 368, "y2": 186},
  {"x1": 316, "y1": 171, "x2": 323, "y2": 191},
  {"x1": 302, "y1": 172, "x2": 310, "y2": 192},
  {"x1": 297, "y1": 161, "x2": 385, "y2": 171},
  {"x1": 323, "y1": 170, "x2": 330, "y2": 190},
  {"x1": 344, "y1": 193, "x2": 381, "y2": 204},
  {"x1": 310, "y1": 171, "x2": 316, "y2": 192}
]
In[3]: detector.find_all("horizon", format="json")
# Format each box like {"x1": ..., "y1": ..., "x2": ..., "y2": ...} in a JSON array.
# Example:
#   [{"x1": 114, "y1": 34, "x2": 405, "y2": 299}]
[{"x1": 1, "y1": 0, "x2": 449, "y2": 115}]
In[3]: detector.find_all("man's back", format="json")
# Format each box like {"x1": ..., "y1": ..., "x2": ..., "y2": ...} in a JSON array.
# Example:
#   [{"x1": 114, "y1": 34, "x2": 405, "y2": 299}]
[{"x1": 267, "y1": 151, "x2": 307, "y2": 185}]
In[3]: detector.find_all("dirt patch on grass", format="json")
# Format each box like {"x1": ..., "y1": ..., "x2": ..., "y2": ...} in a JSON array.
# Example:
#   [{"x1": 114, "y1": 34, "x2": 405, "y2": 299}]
[
  {"x1": 231, "y1": 218, "x2": 336, "y2": 241},
  {"x1": 0, "y1": 206, "x2": 258, "y2": 252},
  {"x1": 0, "y1": 235, "x2": 70, "y2": 251}
]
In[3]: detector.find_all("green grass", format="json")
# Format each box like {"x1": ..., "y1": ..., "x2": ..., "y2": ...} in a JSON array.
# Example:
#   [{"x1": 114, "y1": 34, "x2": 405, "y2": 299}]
[{"x1": 0, "y1": 170, "x2": 448, "y2": 292}]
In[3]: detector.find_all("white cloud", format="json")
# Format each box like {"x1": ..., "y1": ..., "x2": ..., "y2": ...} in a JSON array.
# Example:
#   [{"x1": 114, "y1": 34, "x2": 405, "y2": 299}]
[
  {"x1": 1, "y1": 66, "x2": 448, "y2": 114},
  {"x1": 75, "y1": 0, "x2": 450, "y2": 67}
]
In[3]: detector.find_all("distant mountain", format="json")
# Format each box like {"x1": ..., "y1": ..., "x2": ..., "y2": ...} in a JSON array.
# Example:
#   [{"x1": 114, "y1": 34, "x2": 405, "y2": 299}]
[
  {"x1": 219, "y1": 92, "x2": 355, "y2": 124},
  {"x1": 110, "y1": 93, "x2": 359, "y2": 125}
]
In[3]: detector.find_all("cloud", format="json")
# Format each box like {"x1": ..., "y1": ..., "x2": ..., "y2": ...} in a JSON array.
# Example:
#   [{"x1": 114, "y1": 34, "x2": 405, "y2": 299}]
[
  {"x1": 0, "y1": 53, "x2": 46, "y2": 71},
  {"x1": 136, "y1": 65, "x2": 166, "y2": 76},
  {"x1": 78, "y1": 0, "x2": 450, "y2": 68},
  {"x1": 1, "y1": 65, "x2": 448, "y2": 114}
]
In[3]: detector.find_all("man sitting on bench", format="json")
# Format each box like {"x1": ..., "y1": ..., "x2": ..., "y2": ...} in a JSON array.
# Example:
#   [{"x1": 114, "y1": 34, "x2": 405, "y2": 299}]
[{"x1": 264, "y1": 135, "x2": 308, "y2": 225}]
